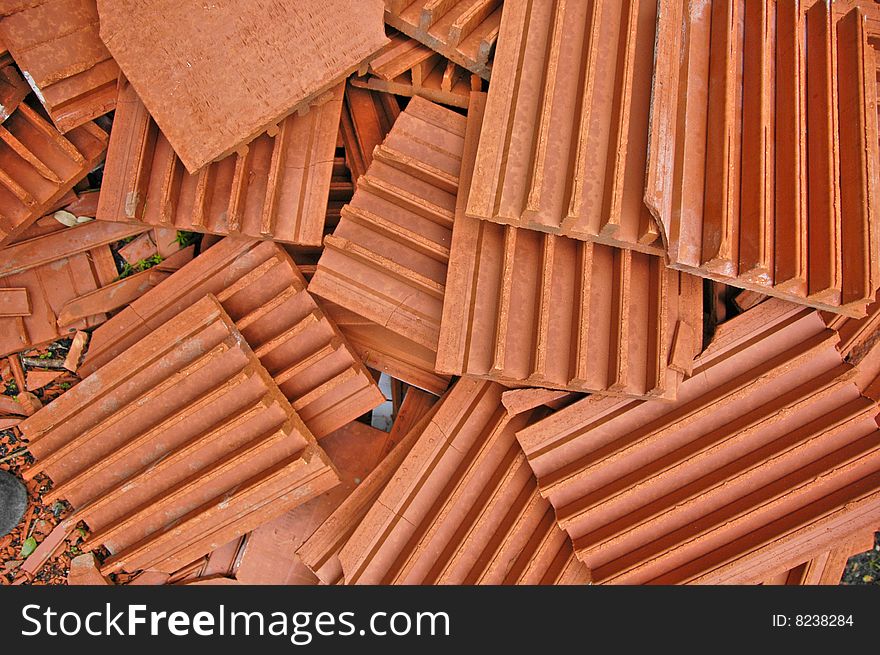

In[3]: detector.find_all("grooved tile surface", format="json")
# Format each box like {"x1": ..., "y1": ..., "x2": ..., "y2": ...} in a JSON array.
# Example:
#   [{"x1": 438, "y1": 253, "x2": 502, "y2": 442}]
[
  {"x1": 761, "y1": 530, "x2": 876, "y2": 585},
  {"x1": 465, "y1": 0, "x2": 663, "y2": 253},
  {"x1": 0, "y1": 103, "x2": 108, "y2": 246},
  {"x1": 384, "y1": 0, "x2": 500, "y2": 80},
  {"x1": 439, "y1": 93, "x2": 702, "y2": 398},
  {"x1": 20, "y1": 295, "x2": 339, "y2": 575},
  {"x1": 340, "y1": 85, "x2": 399, "y2": 184},
  {"x1": 97, "y1": 0, "x2": 388, "y2": 172},
  {"x1": 79, "y1": 237, "x2": 385, "y2": 439},
  {"x1": 97, "y1": 80, "x2": 344, "y2": 246},
  {"x1": 517, "y1": 299, "x2": 880, "y2": 584},
  {"x1": 647, "y1": 0, "x2": 880, "y2": 317},
  {"x1": 336, "y1": 378, "x2": 590, "y2": 584},
  {"x1": 309, "y1": 96, "x2": 464, "y2": 356},
  {"x1": 0, "y1": 0, "x2": 119, "y2": 131}
]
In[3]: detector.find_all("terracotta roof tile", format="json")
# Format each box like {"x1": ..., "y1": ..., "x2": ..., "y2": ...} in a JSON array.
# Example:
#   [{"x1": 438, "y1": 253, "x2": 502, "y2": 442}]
[
  {"x1": 96, "y1": 0, "x2": 388, "y2": 172},
  {"x1": 333, "y1": 378, "x2": 589, "y2": 584},
  {"x1": 96, "y1": 80, "x2": 344, "y2": 246},
  {"x1": 339, "y1": 85, "x2": 400, "y2": 184},
  {"x1": 0, "y1": 0, "x2": 118, "y2": 132},
  {"x1": 384, "y1": 0, "x2": 500, "y2": 80},
  {"x1": 20, "y1": 295, "x2": 338, "y2": 575},
  {"x1": 439, "y1": 92, "x2": 702, "y2": 398},
  {"x1": 647, "y1": 0, "x2": 879, "y2": 317},
  {"x1": 517, "y1": 299, "x2": 880, "y2": 584},
  {"x1": 465, "y1": 0, "x2": 662, "y2": 253},
  {"x1": 761, "y1": 529, "x2": 876, "y2": 585},
  {"x1": 0, "y1": 63, "x2": 28, "y2": 122},
  {"x1": 80, "y1": 237, "x2": 385, "y2": 439},
  {"x1": 0, "y1": 103, "x2": 108, "y2": 246}
]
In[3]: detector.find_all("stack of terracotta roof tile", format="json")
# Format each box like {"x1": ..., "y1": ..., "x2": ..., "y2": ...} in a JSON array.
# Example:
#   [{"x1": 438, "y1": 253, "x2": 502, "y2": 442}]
[{"x1": 2, "y1": 0, "x2": 880, "y2": 587}]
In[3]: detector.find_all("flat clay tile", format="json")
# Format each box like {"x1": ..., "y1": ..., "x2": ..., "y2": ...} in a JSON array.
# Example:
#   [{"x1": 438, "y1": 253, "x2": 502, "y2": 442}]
[
  {"x1": 0, "y1": 219, "x2": 146, "y2": 357},
  {"x1": 20, "y1": 295, "x2": 339, "y2": 575},
  {"x1": 79, "y1": 237, "x2": 385, "y2": 439},
  {"x1": 351, "y1": 30, "x2": 478, "y2": 110},
  {"x1": 647, "y1": 0, "x2": 880, "y2": 317},
  {"x1": 96, "y1": 0, "x2": 389, "y2": 172},
  {"x1": 309, "y1": 96, "x2": 464, "y2": 359},
  {"x1": 0, "y1": 102, "x2": 108, "y2": 246},
  {"x1": 465, "y1": 0, "x2": 663, "y2": 253},
  {"x1": 438, "y1": 93, "x2": 703, "y2": 398},
  {"x1": 384, "y1": 0, "x2": 501, "y2": 80},
  {"x1": 516, "y1": 298, "x2": 880, "y2": 584},
  {"x1": 340, "y1": 84, "x2": 400, "y2": 184},
  {"x1": 0, "y1": 0, "x2": 118, "y2": 132},
  {"x1": 97, "y1": 80, "x2": 344, "y2": 246},
  {"x1": 333, "y1": 378, "x2": 590, "y2": 584}
]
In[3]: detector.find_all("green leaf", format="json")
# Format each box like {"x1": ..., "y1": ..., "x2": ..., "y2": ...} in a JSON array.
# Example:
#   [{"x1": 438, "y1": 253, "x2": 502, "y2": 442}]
[{"x1": 21, "y1": 536, "x2": 37, "y2": 558}]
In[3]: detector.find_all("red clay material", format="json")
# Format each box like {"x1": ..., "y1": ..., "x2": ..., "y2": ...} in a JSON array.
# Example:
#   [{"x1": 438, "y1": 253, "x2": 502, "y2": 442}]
[
  {"x1": 0, "y1": 64, "x2": 28, "y2": 122},
  {"x1": 97, "y1": 80, "x2": 344, "y2": 246},
  {"x1": 465, "y1": 0, "x2": 662, "y2": 253},
  {"x1": 384, "y1": 0, "x2": 500, "y2": 80},
  {"x1": 80, "y1": 237, "x2": 384, "y2": 439},
  {"x1": 0, "y1": 0, "x2": 118, "y2": 132},
  {"x1": 517, "y1": 299, "x2": 880, "y2": 584},
  {"x1": 0, "y1": 103, "x2": 108, "y2": 247},
  {"x1": 97, "y1": 0, "x2": 388, "y2": 172},
  {"x1": 647, "y1": 0, "x2": 879, "y2": 317},
  {"x1": 439, "y1": 93, "x2": 702, "y2": 398},
  {"x1": 340, "y1": 85, "x2": 400, "y2": 184},
  {"x1": 20, "y1": 295, "x2": 339, "y2": 575},
  {"x1": 334, "y1": 378, "x2": 590, "y2": 584},
  {"x1": 761, "y1": 530, "x2": 876, "y2": 585}
]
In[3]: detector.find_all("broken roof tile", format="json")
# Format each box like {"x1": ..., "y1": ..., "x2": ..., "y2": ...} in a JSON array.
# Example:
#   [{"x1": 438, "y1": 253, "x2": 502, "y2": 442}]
[
  {"x1": 0, "y1": 102, "x2": 108, "y2": 246},
  {"x1": 465, "y1": 0, "x2": 663, "y2": 253},
  {"x1": 0, "y1": 64, "x2": 28, "y2": 122},
  {"x1": 0, "y1": 219, "x2": 145, "y2": 357},
  {"x1": 334, "y1": 378, "x2": 589, "y2": 584},
  {"x1": 309, "y1": 96, "x2": 464, "y2": 358},
  {"x1": 761, "y1": 530, "x2": 876, "y2": 585},
  {"x1": 647, "y1": 0, "x2": 879, "y2": 317},
  {"x1": 20, "y1": 295, "x2": 339, "y2": 575},
  {"x1": 438, "y1": 93, "x2": 703, "y2": 398},
  {"x1": 0, "y1": 0, "x2": 119, "y2": 132},
  {"x1": 97, "y1": 0, "x2": 389, "y2": 172},
  {"x1": 79, "y1": 237, "x2": 385, "y2": 439},
  {"x1": 516, "y1": 299, "x2": 880, "y2": 584},
  {"x1": 97, "y1": 80, "x2": 344, "y2": 246},
  {"x1": 340, "y1": 85, "x2": 400, "y2": 184},
  {"x1": 384, "y1": 0, "x2": 500, "y2": 80}
]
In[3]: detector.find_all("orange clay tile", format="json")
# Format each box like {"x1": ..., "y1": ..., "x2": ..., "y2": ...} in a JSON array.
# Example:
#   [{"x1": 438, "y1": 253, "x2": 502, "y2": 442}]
[
  {"x1": 0, "y1": 64, "x2": 28, "y2": 122},
  {"x1": 465, "y1": 0, "x2": 663, "y2": 253},
  {"x1": 0, "y1": 102, "x2": 108, "y2": 246},
  {"x1": 384, "y1": 0, "x2": 500, "y2": 80},
  {"x1": 309, "y1": 96, "x2": 464, "y2": 358},
  {"x1": 97, "y1": 80, "x2": 344, "y2": 246},
  {"x1": 340, "y1": 85, "x2": 400, "y2": 184},
  {"x1": 79, "y1": 237, "x2": 385, "y2": 439},
  {"x1": 0, "y1": 219, "x2": 145, "y2": 357},
  {"x1": 647, "y1": 0, "x2": 879, "y2": 317},
  {"x1": 234, "y1": 420, "x2": 393, "y2": 585},
  {"x1": 0, "y1": 0, "x2": 118, "y2": 132},
  {"x1": 20, "y1": 295, "x2": 339, "y2": 575},
  {"x1": 96, "y1": 0, "x2": 388, "y2": 173},
  {"x1": 334, "y1": 378, "x2": 590, "y2": 584},
  {"x1": 351, "y1": 31, "x2": 479, "y2": 110},
  {"x1": 296, "y1": 388, "x2": 439, "y2": 584},
  {"x1": 439, "y1": 93, "x2": 703, "y2": 398},
  {"x1": 760, "y1": 529, "x2": 876, "y2": 585},
  {"x1": 0, "y1": 287, "x2": 28, "y2": 316},
  {"x1": 516, "y1": 299, "x2": 880, "y2": 584}
]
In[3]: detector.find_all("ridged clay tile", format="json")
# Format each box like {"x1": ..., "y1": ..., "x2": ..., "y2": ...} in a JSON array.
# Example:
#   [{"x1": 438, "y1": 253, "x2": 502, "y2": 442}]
[
  {"x1": 647, "y1": 0, "x2": 880, "y2": 317},
  {"x1": 0, "y1": 102, "x2": 108, "y2": 246},
  {"x1": 0, "y1": 63, "x2": 28, "y2": 122},
  {"x1": 96, "y1": 0, "x2": 389, "y2": 172},
  {"x1": 334, "y1": 378, "x2": 590, "y2": 584},
  {"x1": 308, "y1": 96, "x2": 465, "y2": 377},
  {"x1": 439, "y1": 92, "x2": 703, "y2": 398},
  {"x1": 517, "y1": 298, "x2": 880, "y2": 584},
  {"x1": 96, "y1": 80, "x2": 344, "y2": 246},
  {"x1": 465, "y1": 0, "x2": 663, "y2": 253},
  {"x1": 79, "y1": 237, "x2": 385, "y2": 439},
  {"x1": 384, "y1": 0, "x2": 500, "y2": 80},
  {"x1": 20, "y1": 295, "x2": 339, "y2": 575},
  {"x1": 0, "y1": 219, "x2": 146, "y2": 357},
  {"x1": 339, "y1": 84, "x2": 400, "y2": 184},
  {"x1": 760, "y1": 529, "x2": 876, "y2": 585},
  {"x1": 0, "y1": 0, "x2": 119, "y2": 132}
]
